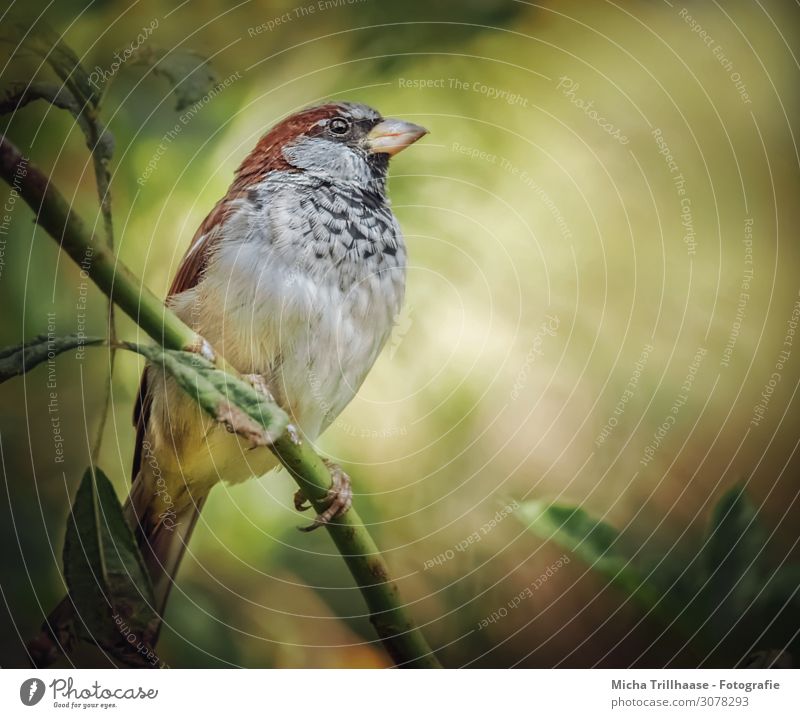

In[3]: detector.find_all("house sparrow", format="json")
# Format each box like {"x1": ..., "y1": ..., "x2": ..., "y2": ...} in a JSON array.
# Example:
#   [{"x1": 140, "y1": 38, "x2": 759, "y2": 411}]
[{"x1": 33, "y1": 102, "x2": 427, "y2": 662}]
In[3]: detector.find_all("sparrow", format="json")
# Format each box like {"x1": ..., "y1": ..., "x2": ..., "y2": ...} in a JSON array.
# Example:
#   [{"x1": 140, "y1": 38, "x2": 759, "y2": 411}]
[{"x1": 33, "y1": 102, "x2": 427, "y2": 663}]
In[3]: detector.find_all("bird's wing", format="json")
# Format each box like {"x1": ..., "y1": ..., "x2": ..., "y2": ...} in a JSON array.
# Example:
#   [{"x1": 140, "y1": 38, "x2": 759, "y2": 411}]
[{"x1": 131, "y1": 195, "x2": 243, "y2": 480}]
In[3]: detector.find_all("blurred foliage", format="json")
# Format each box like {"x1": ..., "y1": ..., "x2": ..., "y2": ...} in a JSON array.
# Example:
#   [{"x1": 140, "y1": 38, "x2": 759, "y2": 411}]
[
  {"x1": 519, "y1": 486, "x2": 800, "y2": 666},
  {"x1": 1, "y1": 0, "x2": 799, "y2": 667}
]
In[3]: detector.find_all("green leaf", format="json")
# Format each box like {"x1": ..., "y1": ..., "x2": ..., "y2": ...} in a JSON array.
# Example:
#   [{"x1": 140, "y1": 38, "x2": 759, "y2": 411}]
[
  {"x1": 63, "y1": 467, "x2": 158, "y2": 658},
  {"x1": 516, "y1": 499, "x2": 698, "y2": 635},
  {"x1": 123, "y1": 343, "x2": 288, "y2": 446},
  {"x1": 0, "y1": 334, "x2": 103, "y2": 383},
  {"x1": 132, "y1": 47, "x2": 218, "y2": 111},
  {"x1": 700, "y1": 485, "x2": 768, "y2": 619},
  {"x1": 518, "y1": 500, "x2": 726, "y2": 658},
  {"x1": 13, "y1": 24, "x2": 100, "y2": 108},
  {"x1": 517, "y1": 500, "x2": 643, "y2": 592}
]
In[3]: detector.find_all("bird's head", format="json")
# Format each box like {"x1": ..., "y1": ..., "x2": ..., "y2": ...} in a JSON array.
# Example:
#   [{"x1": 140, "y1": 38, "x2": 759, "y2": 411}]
[{"x1": 234, "y1": 102, "x2": 428, "y2": 190}]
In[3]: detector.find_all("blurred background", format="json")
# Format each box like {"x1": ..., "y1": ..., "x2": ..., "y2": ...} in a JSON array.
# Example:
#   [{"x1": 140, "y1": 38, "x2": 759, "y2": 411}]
[{"x1": 1, "y1": 0, "x2": 799, "y2": 667}]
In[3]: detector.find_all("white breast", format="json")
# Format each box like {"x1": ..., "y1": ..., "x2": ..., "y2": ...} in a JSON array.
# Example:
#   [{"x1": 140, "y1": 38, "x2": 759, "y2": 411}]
[{"x1": 176, "y1": 180, "x2": 406, "y2": 442}]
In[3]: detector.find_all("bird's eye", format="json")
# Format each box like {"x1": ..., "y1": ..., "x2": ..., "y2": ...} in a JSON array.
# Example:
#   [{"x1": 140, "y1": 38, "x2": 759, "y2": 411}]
[{"x1": 328, "y1": 117, "x2": 351, "y2": 136}]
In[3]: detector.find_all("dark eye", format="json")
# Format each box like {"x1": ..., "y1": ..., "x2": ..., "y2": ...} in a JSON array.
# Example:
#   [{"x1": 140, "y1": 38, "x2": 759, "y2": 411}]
[{"x1": 328, "y1": 117, "x2": 351, "y2": 136}]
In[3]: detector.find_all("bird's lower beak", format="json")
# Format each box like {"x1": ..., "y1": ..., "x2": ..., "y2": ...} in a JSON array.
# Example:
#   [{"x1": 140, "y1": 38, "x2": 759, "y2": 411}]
[{"x1": 365, "y1": 118, "x2": 428, "y2": 156}]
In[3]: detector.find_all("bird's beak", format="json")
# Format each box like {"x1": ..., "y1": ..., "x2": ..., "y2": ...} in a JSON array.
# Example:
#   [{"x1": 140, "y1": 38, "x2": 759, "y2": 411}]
[{"x1": 365, "y1": 118, "x2": 428, "y2": 156}]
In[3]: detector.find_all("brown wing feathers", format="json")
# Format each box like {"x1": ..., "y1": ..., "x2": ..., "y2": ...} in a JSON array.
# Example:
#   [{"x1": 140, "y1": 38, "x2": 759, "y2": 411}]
[{"x1": 130, "y1": 199, "x2": 228, "y2": 480}]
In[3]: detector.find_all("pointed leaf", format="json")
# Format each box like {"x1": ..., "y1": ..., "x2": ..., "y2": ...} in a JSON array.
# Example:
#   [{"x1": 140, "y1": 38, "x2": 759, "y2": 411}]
[
  {"x1": 0, "y1": 334, "x2": 103, "y2": 383},
  {"x1": 701, "y1": 485, "x2": 768, "y2": 619},
  {"x1": 123, "y1": 343, "x2": 288, "y2": 446},
  {"x1": 63, "y1": 468, "x2": 158, "y2": 653},
  {"x1": 517, "y1": 500, "x2": 667, "y2": 618}
]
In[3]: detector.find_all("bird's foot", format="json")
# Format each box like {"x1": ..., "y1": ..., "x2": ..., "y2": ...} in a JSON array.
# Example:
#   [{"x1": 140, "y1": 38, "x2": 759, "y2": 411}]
[{"x1": 295, "y1": 459, "x2": 353, "y2": 532}]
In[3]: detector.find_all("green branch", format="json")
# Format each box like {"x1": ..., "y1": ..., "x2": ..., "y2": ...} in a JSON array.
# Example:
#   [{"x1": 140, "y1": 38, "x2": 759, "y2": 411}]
[{"x1": 0, "y1": 136, "x2": 441, "y2": 669}]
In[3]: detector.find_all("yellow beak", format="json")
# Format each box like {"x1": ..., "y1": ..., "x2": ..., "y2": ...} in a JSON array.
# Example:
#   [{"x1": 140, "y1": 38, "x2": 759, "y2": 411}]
[{"x1": 365, "y1": 118, "x2": 429, "y2": 156}]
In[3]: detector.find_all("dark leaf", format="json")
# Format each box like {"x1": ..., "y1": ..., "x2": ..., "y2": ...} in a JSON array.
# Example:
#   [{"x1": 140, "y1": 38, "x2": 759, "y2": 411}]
[
  {"x1": 700, "y1": 485, "x2": 768, "y2": 622},
  {"x1": 0, "y1": 334, "x2": 103, "y2": 383},
  {"x1": 132, "y1": 46, "x2": 217, "y2": 111},
  {"x1": 519, "y1": 501, "x2": 636, "y2": 585},
  {"x1": 63, "y1": 468, "x2": 158, "y2": 657},
  {"x1": 123, "y1": 343, "x2": 288, "y2": 446},
  {"x1": 746, "y1": 564, "x2": 800, "y2": 660}
]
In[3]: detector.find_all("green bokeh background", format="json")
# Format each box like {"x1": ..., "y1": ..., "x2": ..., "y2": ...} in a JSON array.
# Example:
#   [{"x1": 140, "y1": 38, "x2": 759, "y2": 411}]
[{"x1": 1, "y1": 0, "x2": 799, "y2": 667}]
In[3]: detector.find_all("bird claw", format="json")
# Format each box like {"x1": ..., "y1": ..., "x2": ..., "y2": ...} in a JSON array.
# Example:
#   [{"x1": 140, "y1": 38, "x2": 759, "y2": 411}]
[
  {"x1": 296, "y1": 459, "x2": 353, "y2": 532},
  {"x1": 293, "y1": 489, "x2": 311, "y2": 512}
]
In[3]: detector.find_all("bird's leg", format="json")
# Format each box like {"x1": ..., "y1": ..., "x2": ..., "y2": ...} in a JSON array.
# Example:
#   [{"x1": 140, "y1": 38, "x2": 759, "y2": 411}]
[
  {"x1": 240, "y1": 374, "x2": 350, "y2": 529},
  {"x1": 295, "y1": 458, "x2": 353, "y2": 532}
]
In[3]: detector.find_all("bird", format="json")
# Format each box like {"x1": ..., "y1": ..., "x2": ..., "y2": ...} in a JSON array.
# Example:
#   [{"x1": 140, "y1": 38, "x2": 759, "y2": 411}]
[{"x1": 32, "y1": 101, "x2": 428, "y2": 664}]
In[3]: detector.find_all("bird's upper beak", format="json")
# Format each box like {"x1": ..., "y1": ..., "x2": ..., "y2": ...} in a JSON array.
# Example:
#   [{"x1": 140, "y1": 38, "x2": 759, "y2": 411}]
[{"x1": 365, "y1": 118, "x2": 428, "y2": 156}]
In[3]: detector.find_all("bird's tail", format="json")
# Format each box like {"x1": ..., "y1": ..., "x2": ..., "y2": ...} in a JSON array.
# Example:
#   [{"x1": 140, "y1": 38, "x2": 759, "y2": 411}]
[
  {"x1": 125, "y1": 468, "x2": 207, "y2": 619},
  {"x1": 27, "y1": 470, "x2": 206, "y2": 668}
]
